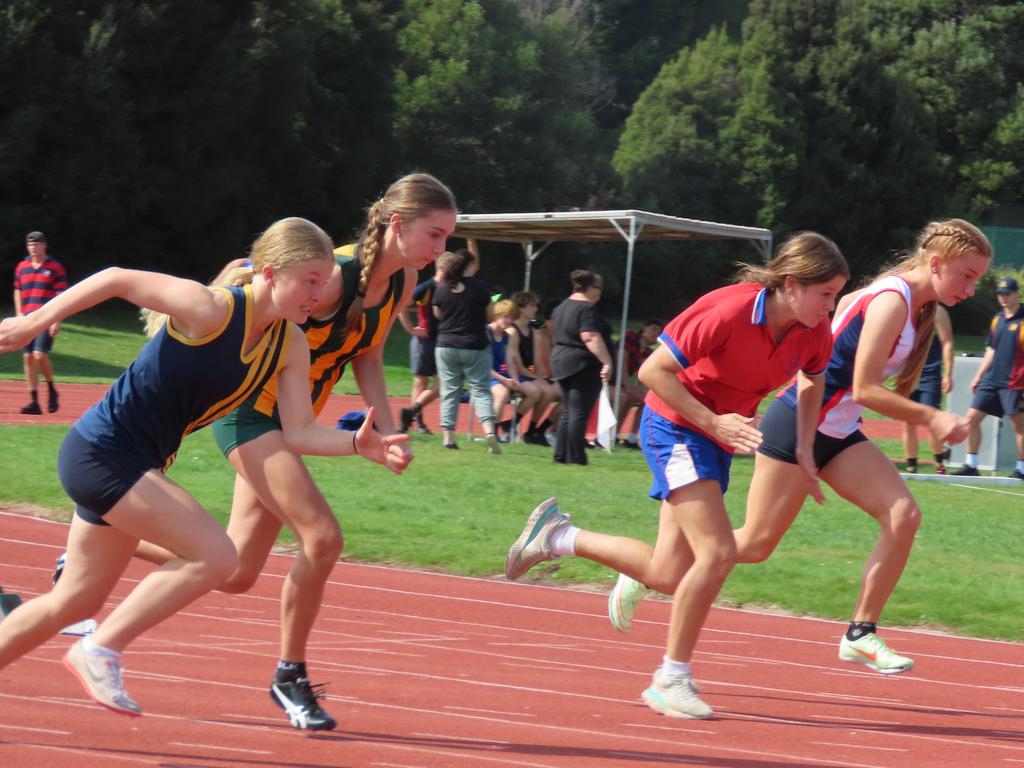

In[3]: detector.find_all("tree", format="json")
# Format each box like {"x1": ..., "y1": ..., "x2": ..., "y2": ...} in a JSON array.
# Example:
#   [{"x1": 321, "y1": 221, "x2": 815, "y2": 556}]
[{"x1": 391, "y1": 0, "x2": 604, "y2": 214}]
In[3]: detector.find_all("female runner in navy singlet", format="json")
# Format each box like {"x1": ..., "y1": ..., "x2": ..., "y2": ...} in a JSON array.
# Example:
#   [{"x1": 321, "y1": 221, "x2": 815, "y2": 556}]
[{"x1": 0, "y1": 217, "x2": 410, "y2": 718}]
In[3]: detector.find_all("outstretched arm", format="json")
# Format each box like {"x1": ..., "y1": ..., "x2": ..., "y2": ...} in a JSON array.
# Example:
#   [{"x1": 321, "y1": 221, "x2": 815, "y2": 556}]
[
  {"x1": 0, "y1": 267, "x2": 227, "y2": 353},
  {"x1": 276, "y1": 326, "x2": 410, "y2": 473},
  {"x1": 853, "y1": 293, "x2": 965, "y2": 443}
]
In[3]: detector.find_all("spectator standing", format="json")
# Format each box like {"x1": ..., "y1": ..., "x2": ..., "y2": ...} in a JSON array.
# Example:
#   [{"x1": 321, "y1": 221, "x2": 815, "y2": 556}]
[
  {"x1": 433, "y1": 249, "x2": 501, "y2": 453},
  {"x1": 550, "y1": 270, "x2": 613, "y2": 465},
  {"x1": 13, "y1": 231, "x2": 67, "y2": 414},
  {"x1": 953, "y1": 276, "x2": 1024, "y2": 479}
]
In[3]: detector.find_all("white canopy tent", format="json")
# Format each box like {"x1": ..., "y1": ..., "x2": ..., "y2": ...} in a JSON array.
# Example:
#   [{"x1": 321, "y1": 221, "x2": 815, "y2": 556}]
[{"x1": 452, "y1": 210, "x2": 774, "y2": 438}]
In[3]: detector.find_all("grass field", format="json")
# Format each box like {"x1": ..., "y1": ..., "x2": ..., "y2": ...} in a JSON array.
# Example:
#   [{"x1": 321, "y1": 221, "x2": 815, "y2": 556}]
[{"x1": 0, "y1": 307, "x2": 1020, "y2": 642}]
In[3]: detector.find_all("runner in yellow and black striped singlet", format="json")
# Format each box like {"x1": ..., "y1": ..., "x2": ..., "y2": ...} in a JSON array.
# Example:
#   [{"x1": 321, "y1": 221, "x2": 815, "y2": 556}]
[{"x1": 136, "y1": 174, "x2": 458, "y2": 731}]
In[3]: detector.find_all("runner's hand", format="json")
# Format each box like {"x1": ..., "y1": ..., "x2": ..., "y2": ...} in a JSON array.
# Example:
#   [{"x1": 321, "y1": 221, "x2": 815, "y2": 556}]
[
  {"x1": 355, "y1": 406, "x2": 413, "y2": 474},
  {"x1": 928, "y1": 409, "x2": 969, "y2": 445},
  {"x1": 0, "y1": 316, "x2": 37, "y2": 353},
  {"x1": 710, "y1": 413, "x2": 762, "y2": 453},
  {"x1": 796, "y1": 447, "x2": 825, "y2": 504}
]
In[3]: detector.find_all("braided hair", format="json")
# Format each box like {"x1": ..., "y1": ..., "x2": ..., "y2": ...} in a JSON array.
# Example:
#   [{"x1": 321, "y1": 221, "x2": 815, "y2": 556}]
[
  {"x1": 881, "y1": 219, "x2": 992, "y2": 396},
  {"x1": 345, "y1": 173, "x2": 456, "y2": 332}
]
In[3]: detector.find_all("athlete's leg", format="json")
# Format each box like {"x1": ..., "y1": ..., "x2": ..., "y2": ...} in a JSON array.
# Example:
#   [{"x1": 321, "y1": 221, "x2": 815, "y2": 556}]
[
  {"x1": 819, "y1": 441, "x2": 920, "y2": 622},
  {"x1": 735, "y1": 452, "x2": 810, "y2": 563},
  {"x1": 0, "y1": 515, "x2": 136, "y2": 668},
  {"x1": 663, "y1": 480, "x2": 736, "y2": 663},
  {"x1": 575, "y1": 502, "x2": 694, "y2": 594},
  {"x1": 88, "y1": 470, "x2": 238, "y2": 653},
  {"x1": 229, "y1": 431, "x2": 342, "y2": 662},
  {"x1": 219, "y1": 471, "x2": 284, "y2": 593}
]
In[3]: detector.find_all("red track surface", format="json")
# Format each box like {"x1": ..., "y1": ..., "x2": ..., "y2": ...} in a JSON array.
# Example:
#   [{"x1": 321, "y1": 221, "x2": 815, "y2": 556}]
[
  {"x1": 2, "y1": 382, "x2": 1001, "y2": 767},
  {"x1": 1, "y1": 512, "x2": 1023, "y2": 768}
]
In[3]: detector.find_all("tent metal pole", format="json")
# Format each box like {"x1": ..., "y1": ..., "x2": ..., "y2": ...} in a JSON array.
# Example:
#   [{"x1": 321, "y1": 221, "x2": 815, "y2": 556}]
[
  {"x1": 521, "y1": 241, "x2": 553, "y2": 292},
  {"x1": 523, "y1": 243, "x2": 533, "y2": 292},
  {"x1": 609, "y1": 216, "x2": 643, "y2": 444}
]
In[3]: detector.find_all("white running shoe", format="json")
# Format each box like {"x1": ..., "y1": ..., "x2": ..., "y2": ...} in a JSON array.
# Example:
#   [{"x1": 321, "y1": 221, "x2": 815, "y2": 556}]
[
  {"x1": 63, "y1": 639, "x2": 143, "y2": 716},
  {"x1": 608, "y1": 573, "x2": 650, "y2": 634},
  {"x1": 839, "y1": 632, "x2": 914, "y2": 674},
  {"x1": 504, "y1": 498, "x2": 571, "y2": 580},
  {"x1": 642, "y1": 670, "x2": 713, "y2": 719}
]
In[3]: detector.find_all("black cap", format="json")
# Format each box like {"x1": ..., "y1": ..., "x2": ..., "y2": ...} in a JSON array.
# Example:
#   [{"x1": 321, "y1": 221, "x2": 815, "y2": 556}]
[{"x1": 25, "y1": 231, "x2": 46, "y2": 243}]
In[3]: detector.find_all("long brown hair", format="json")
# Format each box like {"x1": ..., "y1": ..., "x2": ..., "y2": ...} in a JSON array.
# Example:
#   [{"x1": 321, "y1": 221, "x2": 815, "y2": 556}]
[
  {"x1": 345, "y1": 173, "x2": 456, "y2": 331},
  {"x1": 735, "y1": 231, "x2": 849, "y2": 289},
  {"x1": 881, "y1": 219, "x2": 991, "y2": 396}
]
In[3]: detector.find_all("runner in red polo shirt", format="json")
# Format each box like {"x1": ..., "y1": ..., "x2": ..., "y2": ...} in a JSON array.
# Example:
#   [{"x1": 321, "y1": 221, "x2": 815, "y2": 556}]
[
  {"x1": 13, "y1": 231, "x2": 67, "y2": 414},
  {"x1": 505, "y1": 232, "x2": 849, "y2": 719}
]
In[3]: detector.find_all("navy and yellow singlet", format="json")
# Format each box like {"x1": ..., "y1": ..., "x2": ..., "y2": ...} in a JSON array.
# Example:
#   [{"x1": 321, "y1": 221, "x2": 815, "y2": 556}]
[{"x1": 74, "y1": 284, "x2": 291, "y2": 470}]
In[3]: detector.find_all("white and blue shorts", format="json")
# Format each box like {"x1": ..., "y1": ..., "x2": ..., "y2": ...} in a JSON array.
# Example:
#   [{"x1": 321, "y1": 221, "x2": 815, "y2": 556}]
[{"x1": 640, "y1": 408, "x2": 732, "y2": 498}]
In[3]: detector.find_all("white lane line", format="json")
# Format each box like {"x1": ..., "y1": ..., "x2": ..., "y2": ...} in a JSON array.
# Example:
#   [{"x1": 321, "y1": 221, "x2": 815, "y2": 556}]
[
  {"x1": 0, "y1": 742, "x2": 163, "y2": 764},
  {"x1": 411, "y1": 731, "x2": 510, "y2": 746},
  {"x1": 0, "y1": 722, "x2": 73, "y2": 735},
  {"x1": 811, "y1": 741, "x2": 908, "y2": 752},
  {"x1": 170, "y1": 741, "x2": 272, "y2": 755},
  {"x1": 443, "y1": 705, "x2": 537, "y2": 718},
  {"x1": 621, "y1": 722, "x2": 718, "y2": 735}
]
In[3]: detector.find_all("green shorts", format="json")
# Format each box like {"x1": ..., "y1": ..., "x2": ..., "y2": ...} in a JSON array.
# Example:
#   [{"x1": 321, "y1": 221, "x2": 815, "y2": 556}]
[{"x1": 211, "y1": 401, "x2": 282, "y2": 457}]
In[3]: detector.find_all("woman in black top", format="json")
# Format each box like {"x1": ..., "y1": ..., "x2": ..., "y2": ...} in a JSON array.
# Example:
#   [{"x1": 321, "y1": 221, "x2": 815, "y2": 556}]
[
  {"x1": 550, "y1": 270, "x2": 613, "y2": 464},
  {"x1": 433, "y1": 249, "x2": 501, "y2": 453}
]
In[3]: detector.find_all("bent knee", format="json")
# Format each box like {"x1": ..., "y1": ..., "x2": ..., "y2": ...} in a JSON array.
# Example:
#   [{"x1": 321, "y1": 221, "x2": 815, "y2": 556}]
[
  {"x1": 737, "y1": 536, "x2": 779, "y2": 564},
  {"x1": 218, "y1": 564, "x2": 261, "y2": 594},
  {"x1": 879, "y1": 498, "x2": 921, "y2": 539},
  {"x1": 300, "y1": 526, "x2": 344, "y2": 569}
]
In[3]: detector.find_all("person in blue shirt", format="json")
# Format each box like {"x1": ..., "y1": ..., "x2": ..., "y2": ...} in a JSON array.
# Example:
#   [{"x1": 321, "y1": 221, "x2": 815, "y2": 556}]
[{"x1": 953, "y1": 275, "x2": 1024, "y2": 479}]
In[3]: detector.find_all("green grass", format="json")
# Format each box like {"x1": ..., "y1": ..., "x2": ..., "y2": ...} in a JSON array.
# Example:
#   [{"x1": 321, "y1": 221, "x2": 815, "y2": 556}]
[
  {"x1": 1, "y1": 307, "x2": 1020, "y2": 642},
  {"x1": 1, "y1": 423, "x2": 1021, "y2": 641}
]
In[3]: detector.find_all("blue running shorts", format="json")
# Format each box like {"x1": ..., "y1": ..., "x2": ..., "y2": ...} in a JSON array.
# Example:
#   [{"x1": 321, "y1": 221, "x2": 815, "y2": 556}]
[{"x1": 640, "y1": 407, "x2": 732, "y2": 498}]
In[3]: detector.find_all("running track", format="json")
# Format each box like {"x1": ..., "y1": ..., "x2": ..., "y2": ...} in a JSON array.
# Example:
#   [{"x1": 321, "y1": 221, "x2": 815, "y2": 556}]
[
  {"x1": 1, "y1": 512, "x2": 1023, "y2": 767},
  {"x1": 5, "y1": 383, "x2": 1014, "y2": 768}
]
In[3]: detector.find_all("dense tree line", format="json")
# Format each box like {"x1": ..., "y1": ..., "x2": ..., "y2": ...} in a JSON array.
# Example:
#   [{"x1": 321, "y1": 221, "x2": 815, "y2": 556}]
[{"x1": 2, "y1": 0, "x2": 1020, "y2": 326}]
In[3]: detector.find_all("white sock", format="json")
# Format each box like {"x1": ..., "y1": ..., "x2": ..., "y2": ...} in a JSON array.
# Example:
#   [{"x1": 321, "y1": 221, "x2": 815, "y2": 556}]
[
  {"x1": 82, "y1": 636, "x2": 119, "y2": 659},
  {"x1": 660, "y1": 655, "x2": 692, "y2": 678},
  {"x1": 1016, "y1": 459, "x2": 1024, "y2": 474},
  {"x1": 549, "y1": 524, "x2": 580, "y2": 557},
  {"x1": 965, "y1": 452, "x2": 978, "y2": 468}
]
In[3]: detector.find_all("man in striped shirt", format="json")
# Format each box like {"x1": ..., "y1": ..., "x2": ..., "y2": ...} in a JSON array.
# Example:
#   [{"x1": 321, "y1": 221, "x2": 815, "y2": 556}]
[{"x1": 13, "y1": 231, "x2": 67, "y2": 414}]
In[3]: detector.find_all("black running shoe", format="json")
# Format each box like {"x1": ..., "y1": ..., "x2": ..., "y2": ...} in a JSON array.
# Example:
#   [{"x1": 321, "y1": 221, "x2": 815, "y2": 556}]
[
  {"x1": 20, "y1": 401, "x2": 42, "y2": 415},
  {"x1": 416, "y1": 423, "x2": 433, "y2": 435},
  {"x1": 398, "y1": 407, "x2": 415, "y2": 434},
  {"x1": 47, "y1": 386, "x2": 59, "y2": 413},
  {"x1": 1011, "y1": 469, "x2": 1024, "y2": 481},
  {"x1": 270, "y1": 678, "x2": 337, "y2": 730},
  {"x1": 952, "y1": 465, "x2": 979, "y2": 477}
]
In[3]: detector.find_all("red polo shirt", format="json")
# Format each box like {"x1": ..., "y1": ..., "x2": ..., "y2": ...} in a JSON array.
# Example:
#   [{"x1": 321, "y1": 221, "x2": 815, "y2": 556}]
[{"x1": 645, "y1": 282, "x2": 832, "y2": 450}]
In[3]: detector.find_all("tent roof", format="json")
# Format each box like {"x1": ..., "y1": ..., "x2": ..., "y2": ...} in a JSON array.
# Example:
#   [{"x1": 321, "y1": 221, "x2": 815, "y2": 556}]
[{"x1": 452, "y1": 209, "x2": 771, "y2": 247}]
